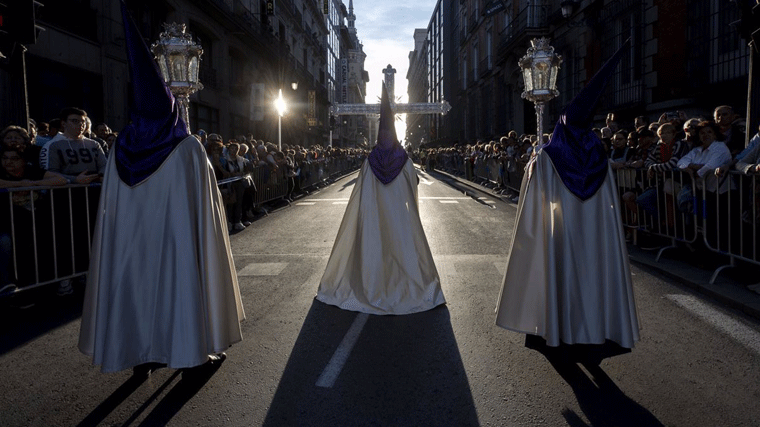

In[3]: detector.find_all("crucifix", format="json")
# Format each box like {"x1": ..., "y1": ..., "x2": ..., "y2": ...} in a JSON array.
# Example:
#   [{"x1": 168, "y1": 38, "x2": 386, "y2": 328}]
[{"x1": 330, "y1": 64, "x2": 452, "y2": 144}]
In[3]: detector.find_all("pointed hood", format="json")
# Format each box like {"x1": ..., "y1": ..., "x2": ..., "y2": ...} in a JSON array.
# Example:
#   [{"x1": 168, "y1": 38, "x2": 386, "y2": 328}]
[
  {"x1": 541, "y1": 39, "x2": 631, "y2": 200},
  {"x1": 114, "y1": 1, "x2": 189, "y2": 187},
  {"x1": 367, "y1": 82, "x2": 408, "y2": 184}
]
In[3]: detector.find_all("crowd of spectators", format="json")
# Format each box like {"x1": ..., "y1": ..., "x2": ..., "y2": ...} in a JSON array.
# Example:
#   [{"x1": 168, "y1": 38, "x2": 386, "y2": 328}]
[
  {"x1": 0, "y1": 106, "x2": 366, "y2": 300},
  {"x1": 199, "y1": 131, "x2": 366, "y2": 232},
  {"x1": 7, "y1": 101, "x2": 760, "y2": 297},
  {"x1": 421, "y1": 104, "x2": 760, "y2": 255}
]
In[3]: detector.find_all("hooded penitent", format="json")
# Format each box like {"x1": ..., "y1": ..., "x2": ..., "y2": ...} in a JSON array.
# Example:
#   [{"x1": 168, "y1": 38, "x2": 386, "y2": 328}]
[
  {"x1": 367, "y1": 82, "x2": 409, "y2": 185},
  {"x1": 541, "y1": 38, "x2": 631, "y2": 201},
  {"x1": 114, "y1": 1, "x2": 189, "y2": 187}
]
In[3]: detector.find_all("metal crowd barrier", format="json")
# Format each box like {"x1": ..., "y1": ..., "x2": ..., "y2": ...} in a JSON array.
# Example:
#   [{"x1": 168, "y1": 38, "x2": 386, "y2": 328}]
[
  {"x1": 1, "y1": 157, "x2": 362, "y2": 297},
  {"x1": 429, "y1": 152, "x2": 760, "y2": 284},
  {"x1": 1, "y1": 184, "x2": 99, "y2": 295},
  {"x1": 432, "y1": 153, "x2": 527, "y2": 194},
  {"x1": 614, "y1": 167, "x2": 760, "y2": 283}
]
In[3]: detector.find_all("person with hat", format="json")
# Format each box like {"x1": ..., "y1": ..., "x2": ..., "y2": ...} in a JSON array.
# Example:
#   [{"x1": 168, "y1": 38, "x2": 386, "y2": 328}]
[
  {"x1": 78, "y1": 2, "x2": 245, "y2": 374},
  {"x1": 316, "y1": 83, "x2": 445, "y2": 315},
  {"x1": 495, "y1": 41, "x2": 640, "y2": 359}
]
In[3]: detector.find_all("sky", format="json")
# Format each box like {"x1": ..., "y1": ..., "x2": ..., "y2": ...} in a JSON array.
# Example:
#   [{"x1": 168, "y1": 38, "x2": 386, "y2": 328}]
[{"x1": 349, "y1": 0, "x2": 438, "y2": 140}]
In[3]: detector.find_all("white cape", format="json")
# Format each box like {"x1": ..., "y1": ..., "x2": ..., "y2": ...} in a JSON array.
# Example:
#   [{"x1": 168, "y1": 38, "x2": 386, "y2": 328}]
[
  {"x1": 495, "y1": 152, "x2": 640, "y2": 348},
  {"x1": 79, "y1": 136, "x2": 245, "y2": 372},
  {"x1": 316, "y1": 159, "x2": 445, "y2": 315}
]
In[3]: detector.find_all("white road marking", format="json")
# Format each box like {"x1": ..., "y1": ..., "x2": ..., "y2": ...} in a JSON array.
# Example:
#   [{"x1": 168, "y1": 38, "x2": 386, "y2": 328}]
[
  {"x1": 332, "y1": 201, "x2": 348, "y2": 205},
  {"x1": 419, "y1": 177, "x2": 434, "y2": 185},
  {"x1": 296, "y1": 202, "x2": 316, "y2": 206},
  {"x1": 494, "y1": 261, "x2": 506, "y2": 277},
  {"x1": 238, "y1": 262, "x2": 288, "y2": 276},
  {"x1": 316, "y1": 312, "x2": 370, "y2": 388},
  {"x1": 419, "y1": 196, "x2": 470, "y2": 200},
  {"x1": 666, "y1": 294, "x2": 760, "y2": 355},
  {"x1": 439, "y1": 200, "x2": 460, "y2": 204},
  {"x1": 304, "y1": 198, "x2": 350, "y2": 202}
]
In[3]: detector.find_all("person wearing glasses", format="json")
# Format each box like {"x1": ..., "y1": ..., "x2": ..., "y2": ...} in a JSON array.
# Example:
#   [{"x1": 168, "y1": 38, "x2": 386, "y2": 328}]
[
  {"x1": 39, "y1": 107, "x2": 106, "y2": 183},
  {"x1": 38, "y1": 108, "x2": 107, "y2": 295}
]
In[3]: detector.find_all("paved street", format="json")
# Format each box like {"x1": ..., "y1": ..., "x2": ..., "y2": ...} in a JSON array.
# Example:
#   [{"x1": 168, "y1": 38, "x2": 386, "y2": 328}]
[{"x1": 2, "y1": 166, "x2": 760, "y2": 426}]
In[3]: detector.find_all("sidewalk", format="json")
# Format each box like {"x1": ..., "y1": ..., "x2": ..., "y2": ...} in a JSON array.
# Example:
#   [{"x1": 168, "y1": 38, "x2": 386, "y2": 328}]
[{"x1": 431, "y1": 167, "x2": 760, "y2": 321}]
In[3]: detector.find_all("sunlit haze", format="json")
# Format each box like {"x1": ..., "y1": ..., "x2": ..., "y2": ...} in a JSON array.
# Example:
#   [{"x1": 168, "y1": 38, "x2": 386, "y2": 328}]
[{"x1": 351, "y1": 0, "x2": 438, "y2": 146}]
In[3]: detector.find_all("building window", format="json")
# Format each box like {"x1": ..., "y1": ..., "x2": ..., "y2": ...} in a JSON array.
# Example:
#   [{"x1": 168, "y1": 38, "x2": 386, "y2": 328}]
[
  {"x1": 599, "y1": 2, "x2": 643, "y2": 109},
  {"x1": 463, "y1": 55, "x2": 468, "y2": 90},
  {"x1": 686, "y1": 0, "x2": 749, "y2": 89},
  {"x1": 190, "y1": 103, "x2": 219, "y2": 134},
  {"x1": 486, "y1": 27, "x2": 492, "y2": 70},
  {"x1": 473, "y1": 41, "x2": 479, "y2": 78}
]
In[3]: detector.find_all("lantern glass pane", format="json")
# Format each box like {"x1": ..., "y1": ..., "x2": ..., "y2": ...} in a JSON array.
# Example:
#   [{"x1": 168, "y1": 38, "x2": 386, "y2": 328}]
[
  {"x1": 523, "y1": 68, "x2": 533, "y2": 92},
  {"x1": 170, "y1": 53, "x2": 187, "y2": 82},
  {"x1": 189, "y1": 56, "x2": 199, "y2": 83},
  {"x1": 534, "y1": 61, "x2": 549, "y2": 91},
  {"x1": 550, "y1": 65, "x2": 559, "y2": 90},
  {"x1": 157, "y1": 57, "x2": 170, "y2": 83}
]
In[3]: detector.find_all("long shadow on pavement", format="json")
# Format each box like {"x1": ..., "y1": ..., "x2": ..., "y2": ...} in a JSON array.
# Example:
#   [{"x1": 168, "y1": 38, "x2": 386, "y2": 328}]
[
  {"x1": 76, "y1": 363, "x2": 222, "y2": 427},
  {"x1": 541, "y1": 352, "x2": 664, "y2": 427},
  {"x1": 339, "y1": 177, "x2": 358, "y2": 192},
  {"x1": 263, "y1": 300, "x2": 479, "y2": 426}
]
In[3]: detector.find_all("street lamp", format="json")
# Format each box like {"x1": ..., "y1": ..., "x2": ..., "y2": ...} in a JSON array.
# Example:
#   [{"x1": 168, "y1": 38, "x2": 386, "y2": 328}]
[
  {"x1": 151, "y1": 23, "x2": 204, "y2": 133},
  {"x1": 519, "y1": 38, "x2": 562, "y2": 143},
  {"x1": 275, "y1": 88, "x2": 286, "y2": 151}
]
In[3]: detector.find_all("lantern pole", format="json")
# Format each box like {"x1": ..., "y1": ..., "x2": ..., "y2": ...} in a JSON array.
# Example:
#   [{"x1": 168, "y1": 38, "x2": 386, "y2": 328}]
[
  {"x1": 151, "y1": 23, "x2": 204, "y2": 134},
  {"x1": 536, "y1": 102, "x2": 545, "y2": 146}
]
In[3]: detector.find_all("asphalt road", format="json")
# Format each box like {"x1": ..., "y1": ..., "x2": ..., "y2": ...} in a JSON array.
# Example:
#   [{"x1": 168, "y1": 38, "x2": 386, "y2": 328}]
[{"x1": 2, "y1": 165, "x2": 760, "y2": 426}]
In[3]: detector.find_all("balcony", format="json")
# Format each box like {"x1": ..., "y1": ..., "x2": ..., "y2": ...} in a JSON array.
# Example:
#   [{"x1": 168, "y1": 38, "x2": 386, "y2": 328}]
[{"x1": 497, "y1": 4, "x2": 549, "y2": 59}]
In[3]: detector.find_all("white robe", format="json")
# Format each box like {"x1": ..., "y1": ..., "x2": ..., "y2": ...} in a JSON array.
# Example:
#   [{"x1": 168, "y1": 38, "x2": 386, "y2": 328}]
[
  {"x1": 79, "y1": 136, "x2": 245, "y2": 372},
  {"x1": 495, "y1": 151, "x2": 640, "y2": 348},
  {"x1": 316, "y1": 159, "x2": 445, "y2": 315}
]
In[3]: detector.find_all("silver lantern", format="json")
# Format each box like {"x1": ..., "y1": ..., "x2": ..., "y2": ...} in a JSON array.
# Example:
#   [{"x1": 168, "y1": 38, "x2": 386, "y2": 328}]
[
  {"x1": 519, "y1": 38, "x2": 562, "y2": 143},
  {"x1": 151, "y1": 23, "x2": 203, "y2": 132}
]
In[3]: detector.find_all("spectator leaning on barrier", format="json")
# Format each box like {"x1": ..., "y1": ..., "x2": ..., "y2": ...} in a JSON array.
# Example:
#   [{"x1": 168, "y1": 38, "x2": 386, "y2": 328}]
[
  {"x1": 42, "y1": 107, "x2": 107, "y2": 296},
  {"x1": 224, "y1": 142, "x2": 252, "y2": 232},
  {"x1": 633, "y1": 123, "x2": 689, "y2": 221},
  {"x1": 682, "y1": 118, "x2": 703, "y2": 152},
  {"x1": 0, "y1": 145, "x2": 67, "y2": 291},
  {"x1": 1, "y1": 125, "x2": 42, "y2": 169},
  {"x1": 206, "y1": 137, "x2": 229, "y2": 180},
  {"x1": 40, "y1": 107, "x2": 107, "y2": 183},
  {"x1": 677, "y1": 120, "x2": 733, "y2": 215}
]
